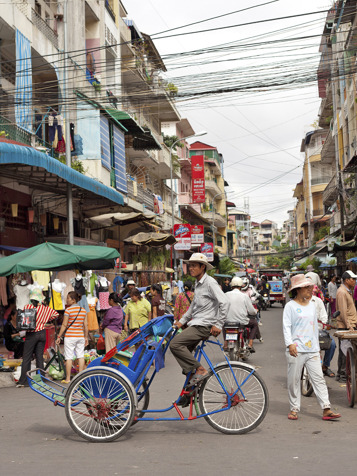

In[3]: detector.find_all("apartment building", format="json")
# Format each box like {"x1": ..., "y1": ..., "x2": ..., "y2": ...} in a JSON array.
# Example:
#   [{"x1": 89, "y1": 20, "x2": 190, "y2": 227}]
[
  {"x1": 0, "y1": 0, "x2": 182, "y2": 251},
  {"x1": 317, "y1": 0, "x2": 357, "y2": 246}
]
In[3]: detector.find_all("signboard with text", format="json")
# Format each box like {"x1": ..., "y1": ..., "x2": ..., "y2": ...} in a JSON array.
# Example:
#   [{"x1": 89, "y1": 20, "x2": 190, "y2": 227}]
[
  {"x1": 191, "y1": 225, "x2": 204, "y2": 243},
  {"x1": 201, "y1": 242, "x2": 214, "y2": 262},
  {"x1": 174, "y1": 224, "x2": 191, "y2": 250},
  {"x1": 191, "y1": 155, "x2": 205, "y2": 203}
]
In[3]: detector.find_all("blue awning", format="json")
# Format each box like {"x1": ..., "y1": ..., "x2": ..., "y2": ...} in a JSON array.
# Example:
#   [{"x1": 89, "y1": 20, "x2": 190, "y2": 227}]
[
  {"x1": 0, "y1": 142, "x2": 124, "y2": 206},
  {"x1": 0, "y1": 245, "x2": 28, "y2": 252}
]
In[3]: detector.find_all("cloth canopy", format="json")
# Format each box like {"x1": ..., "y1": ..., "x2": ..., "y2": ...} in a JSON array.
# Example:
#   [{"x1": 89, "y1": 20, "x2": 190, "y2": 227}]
[
  {"x1": 124, "y1": 232, "x2": 176, "y2": 247},
  {"x1": 88, "y1": 211, "x2": 156, "y2": 228},
  {"x1": 0, "y1": 242, "x2": 120, "y2": 276}
]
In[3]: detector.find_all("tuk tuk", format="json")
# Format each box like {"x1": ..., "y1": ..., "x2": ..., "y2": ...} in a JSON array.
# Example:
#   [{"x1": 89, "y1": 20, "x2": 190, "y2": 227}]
[{"x1": 258, "y1": 269, "x2": 286, "y2": 307}]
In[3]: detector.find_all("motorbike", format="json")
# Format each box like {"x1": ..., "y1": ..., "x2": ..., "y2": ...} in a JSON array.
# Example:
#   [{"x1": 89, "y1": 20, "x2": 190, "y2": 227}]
[
  {"x1": 224, "y1": 322, "x2": 251, "y2": 361},
  {"x1": 260, "y1": 292, "x2": 270, "y2": 311}
]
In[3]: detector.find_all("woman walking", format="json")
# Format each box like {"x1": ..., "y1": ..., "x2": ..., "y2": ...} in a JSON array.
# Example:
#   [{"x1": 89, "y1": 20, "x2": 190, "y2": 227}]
[
  {"x1": 56, "y1": 291, "x2": 88, "y2": 384},
  {"x1": 283, "y1": 274, "x2": 341, "y2": 421},
  {"x1": 100, "y1": 292, "x2": 125, "y2": 353},
  {"x1": 150, "y1": 284, "x2": 166, "y2": 319}
]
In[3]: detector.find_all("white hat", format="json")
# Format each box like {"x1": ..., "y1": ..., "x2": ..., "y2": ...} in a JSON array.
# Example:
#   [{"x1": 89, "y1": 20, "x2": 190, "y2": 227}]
[
  {"x1": 184, "y1": 253, "x2": 214, "y2": 271},
  {"x1": 342, "y1": 270, "x2": 357, "y2": 279},
  {"x1": 288, "y1": 274, "x2": 314, "y2": 293},
  {"x1": 127, "y1": 279, "x2": 136, "y2": 285},
  {"x1": 231, "y1": 276, "x2": 243, "y2": 287}
]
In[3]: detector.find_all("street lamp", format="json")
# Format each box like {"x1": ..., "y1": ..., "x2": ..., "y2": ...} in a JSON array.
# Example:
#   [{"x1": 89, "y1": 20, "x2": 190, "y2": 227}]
[{"x1": 170, "y1": 130, "x2": 207, "y2": 277}]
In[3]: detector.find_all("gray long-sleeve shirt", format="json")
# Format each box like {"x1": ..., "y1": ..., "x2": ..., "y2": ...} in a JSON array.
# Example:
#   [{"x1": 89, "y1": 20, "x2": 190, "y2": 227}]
[
  {"x1": 225, "y1": 288, "x2": 257, "y2": 325},
  {"x1": 179, "y1": 273, "x2": 230, "y2": 330}
]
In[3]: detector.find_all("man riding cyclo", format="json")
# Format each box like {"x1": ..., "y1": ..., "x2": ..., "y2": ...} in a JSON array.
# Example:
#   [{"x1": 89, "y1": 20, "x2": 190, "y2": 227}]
[
  {"x1": 224, "y1": 277, "x2": 261, "y2": 353},
  {"x1": 170, "y1": 253, "x2": 230, "y2": 386}
]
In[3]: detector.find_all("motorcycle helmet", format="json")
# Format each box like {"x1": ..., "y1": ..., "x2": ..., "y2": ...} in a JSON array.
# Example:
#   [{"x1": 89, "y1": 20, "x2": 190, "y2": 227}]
[
  {"x1": 231, "y1": 277, "x2": 243, "y2": 288},
  {"x1": 241, "y1": 277, "x2": 249, "y2": 291}
]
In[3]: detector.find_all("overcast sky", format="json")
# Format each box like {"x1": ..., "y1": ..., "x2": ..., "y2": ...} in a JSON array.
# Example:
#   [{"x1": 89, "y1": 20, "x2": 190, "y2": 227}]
[{"x1": 125, "y1": 0, "x2": 331, "y2": 227}]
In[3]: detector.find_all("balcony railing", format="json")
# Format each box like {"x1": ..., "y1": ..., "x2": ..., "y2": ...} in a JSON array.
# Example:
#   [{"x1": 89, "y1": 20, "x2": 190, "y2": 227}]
[
  {"x1": 0, "y1": 115, "x2": 32, "y2": 146},
  {"x1": 126, "y1": 179, "x2": 155, "y2": 211},
  {"x1": 31, "y1": 9, "x2": 58, "y2": 48},
  {"x1": 311, "y1": 177, "x2": 331, "y2": 186}
]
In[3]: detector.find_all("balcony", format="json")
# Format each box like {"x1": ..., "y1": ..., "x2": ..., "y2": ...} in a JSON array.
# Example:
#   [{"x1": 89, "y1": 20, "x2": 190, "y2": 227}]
[
  {"x1": 31, "y1": 8, "x2": 58, "y2": 48},
  {"x1": 126, "y1": 179, "x2": 155, "y2": 211},
  {"x1": 205, "y1": 179, "x2": 221, "y2": 195},
  {"x1": 320, "y1": 130, "x2": 335, "y2": 164},
  {"x1": 202, "y1": 211, "x2": 226, "y2": 228},
  {"x1": 178, "y1": 191, "x2": 192, "y2": 205},
  {"x1": 312, "y1": 208, "x2": 324, "y2": 216},
  {"x1": 151, "y1": 143, "x2": 181, "y2": 180},
  {"x1": 323, "y1": 173, "x2": 338, "y2": 205}
]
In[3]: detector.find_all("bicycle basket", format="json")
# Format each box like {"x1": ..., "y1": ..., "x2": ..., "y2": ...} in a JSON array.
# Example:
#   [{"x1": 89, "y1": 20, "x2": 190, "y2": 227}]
[{"x1": 151, "y1": 315, "x2": 174, "y2": 337}]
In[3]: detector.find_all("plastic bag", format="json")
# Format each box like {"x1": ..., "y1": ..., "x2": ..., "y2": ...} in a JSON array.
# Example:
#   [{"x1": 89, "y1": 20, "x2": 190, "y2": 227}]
[
  {"x1": 48, "y1": 364, "x2": 65, "y2": 381},
  {"x1": 97, "y1": 334, "x2": 105, "y2": 351}
]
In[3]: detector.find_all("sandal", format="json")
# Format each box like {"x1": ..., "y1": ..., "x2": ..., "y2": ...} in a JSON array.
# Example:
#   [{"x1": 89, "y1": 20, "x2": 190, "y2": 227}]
[
  {"x1": 288, "y1": 411, "x2": 298, "y2": 420},
  {"x1": 61, "y1": 380, "x2": 70, "y2": 384},
  {"x1": 187, "y1": 372, "x2": 209, "y2": 387},
  {"x1": 323, "y1": 367, "x2": 335, "y2": 378},
  {"x1": 322, "y1": 411, "x2": 341, "y2": 421}
]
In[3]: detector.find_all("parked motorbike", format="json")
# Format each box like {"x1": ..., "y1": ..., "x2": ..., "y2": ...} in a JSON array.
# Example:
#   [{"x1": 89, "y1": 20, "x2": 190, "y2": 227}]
[{"x1": 224, "y1": 322, "x2": 251, "y2": 361}]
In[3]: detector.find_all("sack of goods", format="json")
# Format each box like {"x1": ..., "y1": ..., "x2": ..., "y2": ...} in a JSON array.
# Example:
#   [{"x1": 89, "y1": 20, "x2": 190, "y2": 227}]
[
  {"x1": 319, "y1": 330, "x2": 332, "y2": 350},
  {"x1": 48, "y1": 363, "x2": 65, "y2": 381},
  {"x1": 16, "y1": 308, "x2": 37, "y2": 331}
]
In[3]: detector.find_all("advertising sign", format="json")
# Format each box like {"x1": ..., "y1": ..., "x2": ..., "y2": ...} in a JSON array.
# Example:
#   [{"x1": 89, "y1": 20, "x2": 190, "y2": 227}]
[
  {"x1": 191, "y1": 155, "x2": 205, "y2": 203},
  {"x1": 191, "y1": 225, "x2": 204, "y2": 243},
  {"x1": 174, "y1": 224, "x2": 191, "y2": 250},
  {"x1": 200, "y1": 242, "x2": 214, "y2": 262}
]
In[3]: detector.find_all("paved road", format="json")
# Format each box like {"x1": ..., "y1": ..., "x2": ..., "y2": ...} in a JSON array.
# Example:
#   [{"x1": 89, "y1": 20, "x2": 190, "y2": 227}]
[{"x1": 1, "y1": 305, "x2": 356, "y2": 476}]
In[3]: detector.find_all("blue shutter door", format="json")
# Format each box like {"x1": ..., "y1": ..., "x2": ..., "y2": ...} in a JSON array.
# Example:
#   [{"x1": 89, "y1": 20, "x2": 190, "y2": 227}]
[
  {"x1": 100, "y1": 116, "x2": 111, "y2": 171},
  {"x1": 113, "y1": 126, "x2": 127, "y2": 193}
]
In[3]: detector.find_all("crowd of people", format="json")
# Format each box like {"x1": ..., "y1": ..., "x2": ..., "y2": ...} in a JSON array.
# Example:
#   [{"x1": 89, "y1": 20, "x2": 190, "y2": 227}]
[{"x1": 3, "y1": 253, "x2": 357, "y2": 426}]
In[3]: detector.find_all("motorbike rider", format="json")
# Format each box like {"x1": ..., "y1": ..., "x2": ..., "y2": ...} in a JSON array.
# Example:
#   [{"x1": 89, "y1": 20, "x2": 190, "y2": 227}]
[
  {"x1": 224, "y1": 277, "x2": 261, "y2": 353},
  {"x1": 257, "y1": 275, "x2": 271, "y2": 297},
  {"x1": 241, "y1": 277, "x2": 264, "y2": 335}
]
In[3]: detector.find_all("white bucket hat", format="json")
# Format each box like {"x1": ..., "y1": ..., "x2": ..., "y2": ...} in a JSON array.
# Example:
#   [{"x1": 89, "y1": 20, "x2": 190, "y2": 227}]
[
  {"x1": 127, "y1": 279, "x2": 136, "y2": 285},
  {"x1": 184, "y1": 253, "x2": 214, "y2": 271}
]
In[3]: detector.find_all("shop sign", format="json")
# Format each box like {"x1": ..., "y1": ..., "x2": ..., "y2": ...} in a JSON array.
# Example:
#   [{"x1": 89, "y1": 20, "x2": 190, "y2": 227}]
[
  {"x1": 201, "y1": 242, "x2": 214, "y2": 262},
  {"x1": 191, "y1": 155, "x2": 205, "y2": 203},
  {"x1": 174, "y1": 224, "x2": 191, "y2": 250},
  {"x1": 191, "y1": 225, "x2": 204, "y2": 243}
]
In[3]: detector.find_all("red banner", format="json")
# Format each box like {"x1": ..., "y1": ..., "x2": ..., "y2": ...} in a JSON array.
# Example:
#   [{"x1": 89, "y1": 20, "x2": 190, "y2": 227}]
[
  {"x1": 191, "y1": 155, "x2": 205, "y2": 203},
  {"x1": 191, "y1": 225, "x2": 204, "y2": 243}
]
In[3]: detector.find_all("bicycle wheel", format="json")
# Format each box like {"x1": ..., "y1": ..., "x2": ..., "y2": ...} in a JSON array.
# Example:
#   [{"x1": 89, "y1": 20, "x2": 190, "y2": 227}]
[
  {"x1": 199, "y1": 363, "x2": 268, "y2": 434},
  {"x1": 301, "y1": 365, "x2": 313, "y2": 397},
  {"x1": 346, "y1": 347, "x2": 356, "y2": 408},
  {"x1": 65, "y1": 369, "x2": 136, "y2": 442},
  {"x1": 132, "y1": 380, "x2": 150, "y2": 425}
]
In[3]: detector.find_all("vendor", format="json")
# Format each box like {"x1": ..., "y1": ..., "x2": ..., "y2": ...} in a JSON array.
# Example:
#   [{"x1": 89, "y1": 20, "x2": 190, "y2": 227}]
[{"x1": 4, "y1": 309, "x2": 25, "y2": 358}]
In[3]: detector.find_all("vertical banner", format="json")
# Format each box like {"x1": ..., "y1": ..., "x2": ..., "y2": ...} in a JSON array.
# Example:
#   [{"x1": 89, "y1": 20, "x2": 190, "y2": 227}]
[
  {"x1": 174, "y1": 224, "x2": 191, "y2": 250},
  {"x1": 201, "y1": 243, "x2": 214, "y2": 262},
  {"x1": 191, "y1": 225, "x2": 204, "y2": 243},
  {"x1": 191, "y1": 155, "x2": 205, "y2": 203},
  {"x1": 15, "y1": 29, "x2": 32, "y2": 132}
]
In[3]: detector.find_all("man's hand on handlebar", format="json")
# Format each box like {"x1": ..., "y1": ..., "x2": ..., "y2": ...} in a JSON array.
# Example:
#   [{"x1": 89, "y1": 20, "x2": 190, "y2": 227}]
[
  {"x1": 174, "y1": 321, "x2": 183, "y2": 329},
  {"x1": 210, "y1": 326, "x2": 221, "y2": 337}
]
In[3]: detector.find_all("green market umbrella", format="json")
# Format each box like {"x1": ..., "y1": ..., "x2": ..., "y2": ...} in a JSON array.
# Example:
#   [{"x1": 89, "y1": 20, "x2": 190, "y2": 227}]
[{"x1": 0, "y1": 242, "x2": 120, "y2": 276}]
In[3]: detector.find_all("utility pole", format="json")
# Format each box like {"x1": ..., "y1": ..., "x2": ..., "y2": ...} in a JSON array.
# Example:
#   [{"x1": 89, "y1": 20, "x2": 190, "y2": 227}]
[{"x1": 63, "y1": 0, "x2": 74, "y2": 245}]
